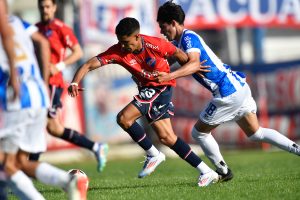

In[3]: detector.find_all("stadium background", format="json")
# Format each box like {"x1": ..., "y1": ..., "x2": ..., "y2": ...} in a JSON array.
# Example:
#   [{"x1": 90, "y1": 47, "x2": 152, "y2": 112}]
[{"x1": 10, "y1": 0, "x2": 300, "y2": 161}]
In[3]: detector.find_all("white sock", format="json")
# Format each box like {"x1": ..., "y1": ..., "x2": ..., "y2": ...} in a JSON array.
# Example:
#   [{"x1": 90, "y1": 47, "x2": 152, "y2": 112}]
[
  {"x1": 192, "y1": 127, "x2": 228, "y2": 173},
  {"x1": 92, "y1": 143, "x2": 99, "y2": 152},
  {"x1": 249, "y1": 127, "x2": 300, "y2": 155},
  {"x1": 35, "y1": 162, "x2": 70, "y2": 189},
  {"x1": 146, "y1": 145, "x2": 160, "y2": 157},
  {"x1": 197, "y1": 161, "x2": 212, "y2": 174},
  {"x1": 9, "y1": 170, "x2": 45, "y2": 200}
]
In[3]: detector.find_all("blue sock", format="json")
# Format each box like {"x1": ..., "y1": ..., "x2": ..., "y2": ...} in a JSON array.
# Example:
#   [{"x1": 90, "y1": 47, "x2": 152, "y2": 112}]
[
  {"x1": 125, "y1": 122, "x2": 152, "y2": 151},
  {"x1": 171, "y1": 138, "x2": 202, "y2": 168},
  {"x1": 61, "y1": 128, "x2": 95, "y2": 150},
  {"x1": 0, "y1": 165, "x2": 7, "y2": 200}
]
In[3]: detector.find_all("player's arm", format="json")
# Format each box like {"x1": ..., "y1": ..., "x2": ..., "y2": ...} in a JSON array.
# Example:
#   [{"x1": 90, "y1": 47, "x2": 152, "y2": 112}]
[
  {"x1": 157, "y1": 50, "x2": 209, "y2": 83},
  {"x1": 68, "y1": 56, "x2": 102, "y2": 97},
  {"x1": 171, "y1": 51, "x2": 209, "y2": 79},
  {"x1": 31, "y1": 31, "x2": 50, "y2": 84},
  {"x1": 64, "y1": 43, "x2": 83, "y2": 66},
  {"x1": 0, "y1": 1, "x2": 19, "y2": 100}
]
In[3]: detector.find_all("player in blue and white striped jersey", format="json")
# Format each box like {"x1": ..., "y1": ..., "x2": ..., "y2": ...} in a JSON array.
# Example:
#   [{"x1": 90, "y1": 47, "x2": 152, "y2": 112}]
[
  {"x1": 0, "y1": 14, "x2": 86, "y2": 199},
  {"x1": 157, "y1": 1, "x2": 300, "y2": 183}
]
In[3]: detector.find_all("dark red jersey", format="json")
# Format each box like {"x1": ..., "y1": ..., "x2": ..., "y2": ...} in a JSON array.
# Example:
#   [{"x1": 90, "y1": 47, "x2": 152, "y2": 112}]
[
  {"x1": 36, "y1": 19, "x2": 79, "y2": 87},
  {"x1": 96, "y1": 34, "x2": 176, "y2": 87}
]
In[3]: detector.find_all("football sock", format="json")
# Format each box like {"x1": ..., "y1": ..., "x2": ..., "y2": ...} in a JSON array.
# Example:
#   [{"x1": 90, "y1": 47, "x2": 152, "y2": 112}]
[
  {"x1": 9, "y1": 170, "x2": 45, "y2": 200},
  {"x1": 61, "y1": 128, "x2": 94, "y2": 150},
  {"x1": 124, "y1": 122, "x2": 153, "y2": 152},
  {"x1": 29, "y1": 153, "x2": 41, "y2": 161},
  {"x1": 146, "y1": 146, "x2": 160, "y2": 157},
  {"x1": 35, "y1": 162, "x2": 69, "y2": 189},
  {"x1": 0, "y1": 165, "x2": 7, "y2": 200},
  {"x1": 249, "y1": 127, "x2": 300, "y2": 155},
  {"x1": 197, "y1": 161, "x2": 212, "y2": 174},
  {"x1": 192, "y1": 127, "x2": 228, "y2": 173},
  {"x1": 171, "y1": 137, "x2": 202, "y2": 168}
]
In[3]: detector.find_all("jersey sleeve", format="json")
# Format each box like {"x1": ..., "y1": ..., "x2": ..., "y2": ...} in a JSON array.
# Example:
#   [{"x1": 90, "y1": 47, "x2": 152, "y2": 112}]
[
  {"x1": 180, "y1": 33, "x2": 201, "y2": 54},
  {"x1": 96, "y1": 45, "x2": 121, "y2": 66},
  {"x1": 60, "y1": 25, "x2": 79, "y2": 49},
  {"x1": 159, "y1": 38, "x2": 177, "y2": 57},
  {"x1": 21, "y1": 20, "x2": 38, "y2": 36}
]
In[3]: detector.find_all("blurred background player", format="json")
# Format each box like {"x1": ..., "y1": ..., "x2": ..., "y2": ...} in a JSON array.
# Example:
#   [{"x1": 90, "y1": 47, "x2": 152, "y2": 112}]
[
  {"x1": 156, "y1": 0, "x2": 300, "y2": 182},
  {"x1": 29, "y1": 0, "x2": 108, "y2": 173},
  {"x1": 0, "y1": 0, "x2": 40, "y2": 199},
  {"x1": 0, "y1": 9, "x2": 87, "y2": 199},
  {"x1": 68, "y1": 17, "x2": 219, "y2": 187}
]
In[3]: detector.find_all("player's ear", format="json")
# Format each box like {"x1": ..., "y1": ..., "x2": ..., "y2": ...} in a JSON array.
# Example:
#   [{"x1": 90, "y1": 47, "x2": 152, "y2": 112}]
[{"x1": 135, "y1": 34, "x2": 140, "y2": 40}]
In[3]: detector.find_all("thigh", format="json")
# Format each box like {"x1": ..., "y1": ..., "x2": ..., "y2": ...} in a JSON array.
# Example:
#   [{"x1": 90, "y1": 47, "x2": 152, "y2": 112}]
[{"x1": 119, "y1": 103, "x2": 142, "y2": 124}]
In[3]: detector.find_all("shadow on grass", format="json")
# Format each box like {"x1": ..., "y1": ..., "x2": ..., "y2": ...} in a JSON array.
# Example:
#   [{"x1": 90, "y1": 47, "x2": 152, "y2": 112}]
[{"x1": 88, "y1": 181, "x2": 195, "y2": 191}]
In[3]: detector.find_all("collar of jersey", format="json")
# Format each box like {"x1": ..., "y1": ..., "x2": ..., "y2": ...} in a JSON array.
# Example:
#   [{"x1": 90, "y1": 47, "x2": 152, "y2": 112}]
[{"x1": 133, "y1": 36, "x2": 145, "y2": 55}]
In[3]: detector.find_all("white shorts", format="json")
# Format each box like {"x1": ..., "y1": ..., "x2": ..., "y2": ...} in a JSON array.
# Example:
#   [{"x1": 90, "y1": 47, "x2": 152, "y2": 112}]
[
  {"x1": 0, "y1": 110, "x2": 27, "y2": 153},
  {"x1": 0, "y1": 108, "x2": 47, "y2": 153},
  {"x1": 199, "y1": 83, "x2": 257, "y2": 125}
]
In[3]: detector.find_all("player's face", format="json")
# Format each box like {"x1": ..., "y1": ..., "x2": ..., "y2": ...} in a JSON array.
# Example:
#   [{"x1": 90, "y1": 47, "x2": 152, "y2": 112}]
[
  {"x1": 117, "y1": 34, "x2": 141, "y2": 53},
  {"x1": 38, "y1": 0, "x2": 57, "y2": 22},
  {"x1": 159, "y1": 21, "x2": 176, "y2": 41}
]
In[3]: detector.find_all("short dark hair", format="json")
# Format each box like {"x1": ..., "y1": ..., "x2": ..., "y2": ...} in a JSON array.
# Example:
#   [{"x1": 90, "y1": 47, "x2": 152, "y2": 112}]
[
  {"x1": 38, "y1": 0, "x2": 57, "y2": 5},
  {"x1": 157, "y1": 0, "x2": 185, "y2": 25},
  {"x1": 115, "y1": 17, "x2": 140, "y2": 36}
]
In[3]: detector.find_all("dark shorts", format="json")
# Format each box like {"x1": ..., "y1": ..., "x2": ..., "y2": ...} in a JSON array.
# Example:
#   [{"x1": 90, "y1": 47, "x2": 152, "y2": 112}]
[
  {"x1": 48, "y1": 85, "x2": 63, "y2": 118},
  {"x1": 131, "y1": 86, "x2": 174, "y2": 123}
]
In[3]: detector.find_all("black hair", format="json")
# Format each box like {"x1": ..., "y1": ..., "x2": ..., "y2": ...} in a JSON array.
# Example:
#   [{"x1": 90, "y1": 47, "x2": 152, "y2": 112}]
[
  {"x1": 115, "y1": 17, "x2": 140, "y2": 36},
  {"x1": 157, "y1": 0, "x2": 185, "y2": 25},
  {"x1": 38, "y1": 0, "x2": 57, "y2": 5}
]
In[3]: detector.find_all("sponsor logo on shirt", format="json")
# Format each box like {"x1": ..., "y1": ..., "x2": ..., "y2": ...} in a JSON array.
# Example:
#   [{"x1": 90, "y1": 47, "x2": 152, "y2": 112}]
[
  {"x1": 145, "y1": 42, "x2": 159, "y2": 50},
  {"x1": 145, "y1": 57, "x2": 156, "y2": 67}
]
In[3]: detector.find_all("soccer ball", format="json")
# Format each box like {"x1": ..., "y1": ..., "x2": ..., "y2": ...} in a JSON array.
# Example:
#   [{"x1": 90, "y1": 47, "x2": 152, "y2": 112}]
[{"x1": 68, "y1": 169, "x2": 89, "y2": 191}]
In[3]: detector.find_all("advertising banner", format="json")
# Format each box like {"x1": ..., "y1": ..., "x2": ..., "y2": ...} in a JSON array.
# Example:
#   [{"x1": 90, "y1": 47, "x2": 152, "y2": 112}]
[
  {"x1": 80, "y1": 0, "x2": 159, "y2": 46},
  {"x1": 158, "y1": 0, "x2": 300, "y2": 29}
]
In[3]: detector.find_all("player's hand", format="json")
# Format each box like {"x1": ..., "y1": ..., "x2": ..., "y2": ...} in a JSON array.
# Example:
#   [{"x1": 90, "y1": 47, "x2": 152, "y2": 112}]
[
  {"x1": 155, "y1": 72, "x2": 171, "y2": 83},
  {"x1": 195, "y1": 60, "x2": 210, "y2": 78},
  {"x1": 68, "y1": 83, "x2": 79, "y2": 97},
  {"x1": 8, "y1": 68, "x2": 20, "y2": 101},
  {"x1": 50, "y1": 63, "x2": 60, "y2": 75}
]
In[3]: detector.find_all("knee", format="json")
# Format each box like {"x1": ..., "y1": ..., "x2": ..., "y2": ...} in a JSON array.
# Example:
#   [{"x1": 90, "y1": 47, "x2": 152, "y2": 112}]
[
  {"x1": 191, "y1": 127, "x2": 210, "y2": 141},
  {"x1": 116, "y1": 112, "x2": 132, "y2": 129},
  {"x1": 46, "y1": 119, "x2": 64, "y2": 136},
  {"x1": 4, "y1": 160, "x2": 17, "y2": 176}
]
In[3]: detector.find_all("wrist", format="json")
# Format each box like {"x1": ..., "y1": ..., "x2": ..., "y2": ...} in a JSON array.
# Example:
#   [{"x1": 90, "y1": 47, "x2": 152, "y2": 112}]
[
  {"x1": 70, "y1": 82, "x2": 78, "y2": 86},
  {"x1": 55, "y1": 62, "x2": 66, "y2": 71}
]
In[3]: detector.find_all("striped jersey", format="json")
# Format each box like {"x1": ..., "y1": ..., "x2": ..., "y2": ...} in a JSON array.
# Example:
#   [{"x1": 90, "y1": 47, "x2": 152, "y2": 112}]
[
  {"x1": 0, "y1": 16, "x2": 49, "y2": 111},
  {"x1": 174, "y1": 29, "x2": 245, "y2": 98}
]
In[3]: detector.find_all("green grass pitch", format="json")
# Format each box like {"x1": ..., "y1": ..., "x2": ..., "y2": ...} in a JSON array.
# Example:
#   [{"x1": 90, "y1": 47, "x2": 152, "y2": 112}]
[{"x1": 8, "y1": 150, "x2": 300, "y2": 200}]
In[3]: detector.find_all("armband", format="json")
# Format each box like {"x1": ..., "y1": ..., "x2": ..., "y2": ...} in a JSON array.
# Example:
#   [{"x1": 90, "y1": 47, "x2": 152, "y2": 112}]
[{"x1": 70, "y1": 82, "x2": 78, "y2": 86}]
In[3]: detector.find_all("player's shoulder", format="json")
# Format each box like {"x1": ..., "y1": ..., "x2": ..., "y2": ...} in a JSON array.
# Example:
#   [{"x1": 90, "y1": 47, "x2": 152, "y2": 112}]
[{"x1": 142, "y1": 34, "x2": 169, "y2": 51}]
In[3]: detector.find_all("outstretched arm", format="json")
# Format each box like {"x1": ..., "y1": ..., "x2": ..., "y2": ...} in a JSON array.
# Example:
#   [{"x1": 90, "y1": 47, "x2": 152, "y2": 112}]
[{"x1": 68, "y1": 56, "x2": 102, "y2": 97}]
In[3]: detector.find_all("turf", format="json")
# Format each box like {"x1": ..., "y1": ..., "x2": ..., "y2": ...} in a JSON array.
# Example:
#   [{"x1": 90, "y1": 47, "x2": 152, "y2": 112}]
[{"x1": 8, "y1": 150, "x2": 300, "y2": 200}]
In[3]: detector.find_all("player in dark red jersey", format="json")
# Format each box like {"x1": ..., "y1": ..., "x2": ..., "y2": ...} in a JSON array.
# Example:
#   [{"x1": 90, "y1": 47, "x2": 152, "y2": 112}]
[
  {"x1": 30, "y1": 0, "x2": 109, "y2": 173},
  {"x1": 68, "y1": 17, "x2": 219, "y2": 187}
]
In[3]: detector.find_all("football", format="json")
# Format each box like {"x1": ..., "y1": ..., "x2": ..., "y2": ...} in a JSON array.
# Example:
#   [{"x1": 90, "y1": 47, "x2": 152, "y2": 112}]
[{"x1": 68, "y1": 169, "x2": 89, "y2": 191}]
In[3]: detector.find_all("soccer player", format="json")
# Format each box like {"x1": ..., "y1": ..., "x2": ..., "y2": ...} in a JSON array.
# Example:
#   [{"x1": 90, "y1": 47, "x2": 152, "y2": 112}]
[
  {"x1": 156, "y1": 1, "x2": 300, "y2": 182},
  {"x1": 68, "y1": 17, "x2": 219, "y2": 187},
  {"x1": 0, "y1": 14, "x2": 87, "y2": 200},
  {"x1": 32, "y1": 0, "x2": 108, "y2": 173}
]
